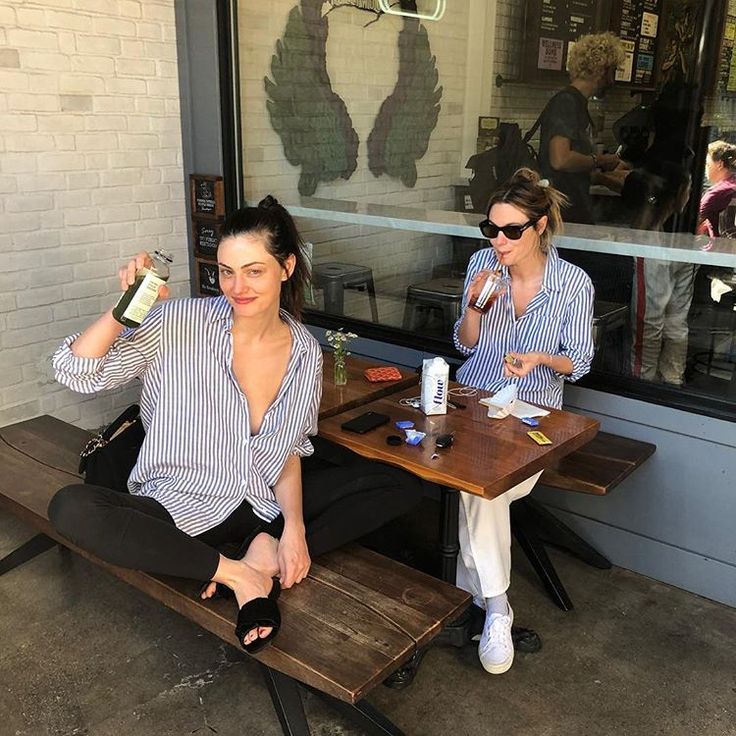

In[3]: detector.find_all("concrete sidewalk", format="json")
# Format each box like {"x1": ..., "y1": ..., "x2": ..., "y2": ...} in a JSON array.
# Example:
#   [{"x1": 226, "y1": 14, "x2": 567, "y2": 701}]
[{"x1": 1, "y1": 510, "x2": 734, "y2": 736}]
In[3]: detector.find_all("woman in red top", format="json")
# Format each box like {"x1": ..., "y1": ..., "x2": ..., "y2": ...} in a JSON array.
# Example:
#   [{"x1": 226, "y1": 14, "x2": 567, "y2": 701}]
[{"x1": 698, "y1": 140, "x2": 736, "y2": 237}]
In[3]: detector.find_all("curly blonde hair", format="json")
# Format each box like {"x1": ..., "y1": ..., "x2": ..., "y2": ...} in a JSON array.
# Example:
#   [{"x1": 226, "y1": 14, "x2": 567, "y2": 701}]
[{"x1": 567, "y1": 32, "x2": 626, "y2": 81}]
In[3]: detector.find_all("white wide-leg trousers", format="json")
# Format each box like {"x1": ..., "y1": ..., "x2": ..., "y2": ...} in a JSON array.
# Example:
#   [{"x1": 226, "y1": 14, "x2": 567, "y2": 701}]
[{"x1": 456, "y1": 471, "x2": 543, "y2": 602}]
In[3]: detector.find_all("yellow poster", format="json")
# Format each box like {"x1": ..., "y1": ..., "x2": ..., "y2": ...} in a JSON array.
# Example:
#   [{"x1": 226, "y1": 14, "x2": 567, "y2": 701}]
[{"x1": 729, "y1": 49, "x2": 736, "y2": 92}]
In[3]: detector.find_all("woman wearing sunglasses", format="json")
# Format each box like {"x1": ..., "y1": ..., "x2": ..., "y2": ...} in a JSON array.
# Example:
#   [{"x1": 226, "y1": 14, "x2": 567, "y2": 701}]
[{"x1": 453, "y1": 168, "x2": 595, "y2": 675}]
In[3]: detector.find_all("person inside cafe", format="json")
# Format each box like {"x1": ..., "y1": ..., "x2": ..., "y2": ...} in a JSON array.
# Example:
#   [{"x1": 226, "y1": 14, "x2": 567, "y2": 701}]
[
  {"x1": 453, "y1": 169, "x2": 595, "y2": 675},
  {"x1": 47, "y1": 196, "x2": 422, "y2": 654},
  {"x1": 697, "y1": 140, "x2": 736, "y2": 237},
  {"x1": 538, "y1": 31, "x2": 627, "y2": 226},
  {"x1": 625, "y1": 162, "x2": 695, "y2": 385}
]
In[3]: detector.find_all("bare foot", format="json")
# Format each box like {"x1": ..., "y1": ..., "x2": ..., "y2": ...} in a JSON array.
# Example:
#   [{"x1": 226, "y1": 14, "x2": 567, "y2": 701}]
[{"x1": 204, "y1": 533, "x2": 280, "y2": 647}]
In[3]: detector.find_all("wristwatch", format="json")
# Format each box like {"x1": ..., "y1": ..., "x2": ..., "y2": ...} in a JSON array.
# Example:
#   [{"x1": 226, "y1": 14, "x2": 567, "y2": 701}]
[{"x1": 590, "y1": 153, "x2": 599, "y2": 169}]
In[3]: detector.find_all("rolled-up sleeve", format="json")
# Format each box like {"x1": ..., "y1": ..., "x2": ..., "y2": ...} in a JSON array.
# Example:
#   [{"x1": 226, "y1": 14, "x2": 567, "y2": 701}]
[
  {"x1": 52, "y1": 304, "x2": 164, "y2": 394},
  {"x1": 291, "y1": 348, "x2": 323, "y2": 457},
  {"x1": 452, "y1": 252, "x2": 482, "y2": 356},
  {"x1": 559, "y1": 280, "x2": 595, "y2": 382}
]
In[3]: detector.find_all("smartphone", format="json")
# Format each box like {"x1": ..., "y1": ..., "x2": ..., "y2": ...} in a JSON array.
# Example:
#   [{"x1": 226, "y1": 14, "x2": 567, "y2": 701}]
[{"x1": 340, "y1": 411, "x2": 390, "y2": 434}]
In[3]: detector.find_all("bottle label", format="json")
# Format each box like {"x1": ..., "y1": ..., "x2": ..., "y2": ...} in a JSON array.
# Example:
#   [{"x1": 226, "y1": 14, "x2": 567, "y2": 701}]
[{"x1": 122, "y1": 271, "x2": 165, "y2": 324}]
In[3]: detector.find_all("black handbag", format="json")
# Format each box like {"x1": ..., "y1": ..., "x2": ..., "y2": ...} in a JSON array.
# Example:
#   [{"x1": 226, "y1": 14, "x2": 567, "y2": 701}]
[{"x1": 78, "y1": 404, "x2": 145, "y2": 492}]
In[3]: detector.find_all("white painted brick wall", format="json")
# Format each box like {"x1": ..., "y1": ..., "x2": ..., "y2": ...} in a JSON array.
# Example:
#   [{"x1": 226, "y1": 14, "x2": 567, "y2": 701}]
[{"x1": 0, "y1": 0, "x2": 188, "y2": 430}]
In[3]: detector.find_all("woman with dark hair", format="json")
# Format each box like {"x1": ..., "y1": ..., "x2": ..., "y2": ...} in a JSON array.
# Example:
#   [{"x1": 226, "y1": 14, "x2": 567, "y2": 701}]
[
  {"x1": 698, "y1": 140, "x2": 736, "y2": 237},
  {"x1": 453, "y1": 169, "x2": 594, "y2": 675},
  {"x1": 48, "y1": 196, "x2": 422, "y2": 653},
  {"x1": 624, "y1": 163, "x2": 694, "y2": 385}
]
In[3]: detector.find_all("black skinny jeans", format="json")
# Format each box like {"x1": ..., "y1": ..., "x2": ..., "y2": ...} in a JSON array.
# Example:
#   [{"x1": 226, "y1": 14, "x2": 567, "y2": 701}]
[{"x1": 48, "y1": 439, "x2": 422, "y2": 582}]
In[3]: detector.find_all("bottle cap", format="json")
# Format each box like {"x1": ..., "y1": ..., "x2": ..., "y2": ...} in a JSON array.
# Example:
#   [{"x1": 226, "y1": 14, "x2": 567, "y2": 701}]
[{"x1": 154, "y1": 248, "x2": 174, "y2": 263}]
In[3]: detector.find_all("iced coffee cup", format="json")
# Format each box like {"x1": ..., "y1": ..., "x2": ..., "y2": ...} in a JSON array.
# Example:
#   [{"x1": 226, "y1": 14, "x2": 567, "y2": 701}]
[{"x1": 469, "y1": 270, "x2": 506, "y2": 313}]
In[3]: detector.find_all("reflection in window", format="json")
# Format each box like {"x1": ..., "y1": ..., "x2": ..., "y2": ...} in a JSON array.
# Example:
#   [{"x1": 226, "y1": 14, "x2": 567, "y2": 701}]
[{"x1": 235, "y1": 0, "x2": 736, "y2": 414}]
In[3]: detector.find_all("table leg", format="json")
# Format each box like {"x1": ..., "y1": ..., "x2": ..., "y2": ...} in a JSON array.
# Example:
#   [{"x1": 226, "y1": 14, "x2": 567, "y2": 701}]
[{"x1": 439, "y1": 486, "x2": 460, "y2": 584}]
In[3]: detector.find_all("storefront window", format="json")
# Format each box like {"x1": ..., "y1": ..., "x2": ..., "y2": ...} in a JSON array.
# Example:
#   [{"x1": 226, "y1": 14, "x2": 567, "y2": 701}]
[{"x1": 231, "y1": 0, "x2": 736, "y2": 418}]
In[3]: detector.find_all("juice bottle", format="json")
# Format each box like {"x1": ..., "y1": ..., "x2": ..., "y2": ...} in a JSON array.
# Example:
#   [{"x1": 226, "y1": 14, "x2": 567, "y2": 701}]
[{"x1": 112, "y1": 249, "x2": 173, "y2": 327}]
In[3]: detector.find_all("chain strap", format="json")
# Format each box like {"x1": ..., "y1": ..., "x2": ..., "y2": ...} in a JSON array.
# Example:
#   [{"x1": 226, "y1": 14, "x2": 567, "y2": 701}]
[{"x1": 80, "y1": 433, "x2": 107, "y2": 459}]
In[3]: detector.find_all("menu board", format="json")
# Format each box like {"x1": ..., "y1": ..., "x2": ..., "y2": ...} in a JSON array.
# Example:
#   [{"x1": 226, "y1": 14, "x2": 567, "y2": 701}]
[
  {"x1": 193, "y1": 218, "x2": 222, "y2": 259},
  {"x1": 522, "y1": 0, "x2": 663, "y2": 88},
  {"x1": 718, "y1": 0, "x2": 736, "y2": 95},
  {"x1": 190, "y1": 174, "x2": 225, "y2": 219},
  {"x1": 522, "y1": 0, "x2": 611, "y2": 82},
  {"x1": 189, "y1": 174, "x2": 225, "y2": 299},
  {"x1": 196, "y1": 259, "x2": 221, "y2": 297},
  {"x1": 610, "y1": 0, "x2": 662, "y2": 88}
]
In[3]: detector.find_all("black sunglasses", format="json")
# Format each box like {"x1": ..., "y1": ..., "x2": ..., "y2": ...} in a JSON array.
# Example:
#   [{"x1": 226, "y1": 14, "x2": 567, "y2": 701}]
[{"x1": 478, "y1": 219, "x2": 537, "y2": 240}]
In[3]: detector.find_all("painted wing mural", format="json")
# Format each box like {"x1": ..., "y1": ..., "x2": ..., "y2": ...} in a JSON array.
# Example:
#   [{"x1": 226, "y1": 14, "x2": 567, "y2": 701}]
[
  {"x1": 367, "y1": 19, "x2": 442, "y2": 187},
  {"x1": 264, "y1": 0, "x2": 359, "y2": 196}
]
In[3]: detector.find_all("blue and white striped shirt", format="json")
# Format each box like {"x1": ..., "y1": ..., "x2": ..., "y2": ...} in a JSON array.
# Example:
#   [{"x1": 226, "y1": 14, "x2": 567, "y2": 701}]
[
  {"x1": 53, "y1": 296, "x2": 323, "y2": 536},
  {"x1": 453, "y1": 246, "x2": 594, "y2": 409}
]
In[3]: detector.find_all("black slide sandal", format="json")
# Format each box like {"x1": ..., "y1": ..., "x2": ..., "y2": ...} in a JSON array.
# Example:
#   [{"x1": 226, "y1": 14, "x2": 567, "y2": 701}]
[{"x1": 234, "y1": 577, "x2": 282, "y2": 654}]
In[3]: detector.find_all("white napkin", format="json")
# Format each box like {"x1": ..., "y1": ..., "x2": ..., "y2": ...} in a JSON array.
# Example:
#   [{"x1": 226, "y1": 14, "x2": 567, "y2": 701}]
[
  {"x1": 510, "y1": 400, "x2": 550, "y2": 419},
  {"x1": 480, "y1": 384, "x2": 517, "y2": 419},
  {"x1": 479, "y1": 387, "x2": 550, "y2": 420}
]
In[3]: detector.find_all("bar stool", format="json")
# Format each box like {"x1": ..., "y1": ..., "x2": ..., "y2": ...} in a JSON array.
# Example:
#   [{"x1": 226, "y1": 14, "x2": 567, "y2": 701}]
[
  {"x1": 403, "y1": 278, "x2": 464, "y2": 331},
  {"x1": 311, "y1": 262, "x2": 379, "y2": 322},
  {"x1": 592, "y1": 301, "x2": 629, "y2": 371}
]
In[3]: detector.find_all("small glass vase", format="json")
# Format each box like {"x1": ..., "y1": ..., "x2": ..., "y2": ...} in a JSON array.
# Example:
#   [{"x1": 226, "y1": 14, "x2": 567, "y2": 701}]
[{"x1": 333, "y1": 353, "x2": 348, "y2": 386}]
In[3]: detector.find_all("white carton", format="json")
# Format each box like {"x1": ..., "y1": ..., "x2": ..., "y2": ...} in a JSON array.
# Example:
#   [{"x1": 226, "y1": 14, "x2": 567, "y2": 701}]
[{"x1": 420, "y1": 357, "x2": 449, "y2": 415}]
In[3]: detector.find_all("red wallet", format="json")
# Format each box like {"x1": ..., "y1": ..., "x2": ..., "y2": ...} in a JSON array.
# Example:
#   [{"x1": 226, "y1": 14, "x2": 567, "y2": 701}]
[{"x1": 364, "y1": 366, "x2": 403, "y2": 382}]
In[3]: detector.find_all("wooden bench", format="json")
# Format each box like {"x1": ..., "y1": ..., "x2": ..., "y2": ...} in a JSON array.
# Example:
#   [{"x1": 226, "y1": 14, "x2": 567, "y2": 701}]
[
  {"x1": 512, "y1": 431, "x2": 656, "y2": 612},
  {"x1": 541, "y1": 431, "x2": 656, "y2": 496},
  {"x1": 0, "y1": 416, "x2": 469, "y2": 736}
]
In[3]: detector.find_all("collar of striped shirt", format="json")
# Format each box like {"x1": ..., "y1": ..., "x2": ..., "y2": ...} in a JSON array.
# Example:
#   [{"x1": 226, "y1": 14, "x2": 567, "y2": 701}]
[
  {"x1": 205, "y1": 295, "x2": 313, "y2": 356},
  {"x1": 491, "y1": 245, "x2": 564, "y2": 293}
]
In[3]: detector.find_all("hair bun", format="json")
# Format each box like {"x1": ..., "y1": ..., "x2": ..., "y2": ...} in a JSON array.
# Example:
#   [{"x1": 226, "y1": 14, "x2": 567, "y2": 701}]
[
  {"x1": 511, "y1": 167, "x2": 541, "y2": 186},
  {"x1": 258, "y1": 194, "x2": 280, "y2": 209}
]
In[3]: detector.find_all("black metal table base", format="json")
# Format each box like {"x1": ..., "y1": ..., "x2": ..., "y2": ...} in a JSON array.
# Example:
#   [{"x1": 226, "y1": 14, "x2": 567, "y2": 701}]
[
  {"x1": 0, "y1": 533, "x2": 57, "y2": 577},
  {"x1": 511, "y1": 497, "x2": 612, "y2": 611},
  {"x1": 437, "y1": 605, "x2": 543, "y2": 653},
  {"x1": 262, "y1": 665, "x2": 406, "y2": 736}
]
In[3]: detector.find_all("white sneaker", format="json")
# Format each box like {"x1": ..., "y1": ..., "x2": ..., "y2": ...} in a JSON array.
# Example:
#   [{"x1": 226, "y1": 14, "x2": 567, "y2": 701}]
[{"x1": 478, "y1": 604, "x2": 514, "y2": 674}]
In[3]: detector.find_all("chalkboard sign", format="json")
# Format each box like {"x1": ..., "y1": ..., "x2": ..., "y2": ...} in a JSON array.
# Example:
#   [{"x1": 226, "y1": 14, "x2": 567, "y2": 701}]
[
  {"x1": 196, "y1": 259, "x2": 221, "y2": 297},
  {"x1": 193, "y1": 218, "x2": 222, "y2": 258},
  {"x1": 522, "y1": 0, "x2": 612, "y2": 84},
  {"x1": 190, "y1": 174, "x2": 225, "y2": 218},
  {"x1": 610, "y1": 0, "x2": 663, "y2": 88}
]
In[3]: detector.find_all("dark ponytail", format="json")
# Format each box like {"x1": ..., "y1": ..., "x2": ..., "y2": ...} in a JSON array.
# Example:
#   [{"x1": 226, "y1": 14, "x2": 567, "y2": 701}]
[{"x1": 218, "y1": 196, "x2": 309, "y2": 319}]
